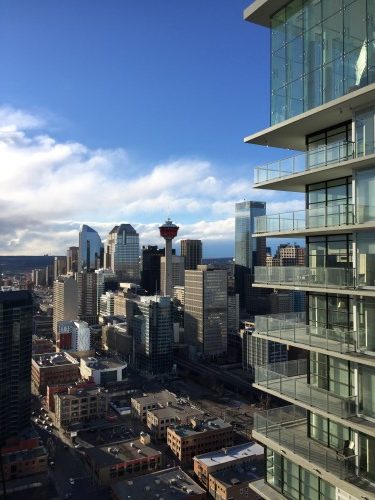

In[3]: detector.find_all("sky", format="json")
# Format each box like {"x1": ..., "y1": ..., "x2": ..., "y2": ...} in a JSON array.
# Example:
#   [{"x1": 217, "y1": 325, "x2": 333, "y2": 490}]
[{"x1": 0, "y1": 0, "x2": 304, "y2": 257}]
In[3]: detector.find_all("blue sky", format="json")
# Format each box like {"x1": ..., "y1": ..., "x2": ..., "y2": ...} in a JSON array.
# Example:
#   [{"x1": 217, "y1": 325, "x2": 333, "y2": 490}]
[{"x1": 0, "y1": 0, "x2": 303, "y2": 256}]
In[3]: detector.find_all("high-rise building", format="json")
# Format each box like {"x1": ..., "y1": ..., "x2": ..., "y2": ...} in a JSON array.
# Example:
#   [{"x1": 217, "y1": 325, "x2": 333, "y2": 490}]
[
  {"x1": 140, "y1": 245, "x2": 165, "y2": 294},
  {"x1": 160, "y1": 255, "x2": 184, "y2": 293},
  {"x1": 159, "y1": 219, "x2": 179, "y2": 297},
  {"x1": 0, "y1": 291, "x2": 33, "y2": 445},
  {"x1": 132, "y1": 295, "x2": 173, "y2": 374},
  {"x1": 79, "y1": 224, "x2": 102, "y2": 271},
  {"x1": 95, "y1": 268, "x2": 118, "y2": 310},
  {"x1": 77, "y1": 271, "x2": 98, "y2": 325},
  {"x1": 53, "y1": 276, "x2": 78, "y2": 338},
  {"x1": 234, "y1": 201, "x2": 268, "y2": 314},
  {"x1": 245, "y1": 1, "x2": 375, "y2": 497},
  {"x1": 54, "y1": 256, "x2": 67, "y2": 280},
  {"x1": 185, "y1": 265, "x2": 228, "y2": 357},
  {"x1": 105, "y1": 224, "x2": 140, "y2": 282},
  {"x1": 67, "y1": 246, "x2": 79, "y2": 273},
  {"x1": 180, "y1": 239, "x2": 202, "y2": 270}
]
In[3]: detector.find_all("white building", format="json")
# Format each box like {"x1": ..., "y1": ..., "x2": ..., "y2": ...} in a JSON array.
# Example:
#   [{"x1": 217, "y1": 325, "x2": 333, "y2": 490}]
[
  {"x1": 57, "y1": 320, "x2": 91, "y2": 352},
  {"x1": 80, "y1": 357, "x2": 127, "y2": 385}
]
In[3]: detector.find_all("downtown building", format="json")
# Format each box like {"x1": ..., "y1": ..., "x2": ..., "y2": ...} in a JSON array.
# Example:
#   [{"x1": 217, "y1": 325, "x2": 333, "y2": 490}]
[
  {"x1": 105, "y1": 224, "x2": 140, "y2": 282},
  {"x1": 180, "y1": 239, "x2": 203, "y2": 270},
  {"x1": 79, "y1": 224, "x2": 102, "y2": 271},
  {"x1": 245, "y1": 1, "x2": 375, "y2": 499}
]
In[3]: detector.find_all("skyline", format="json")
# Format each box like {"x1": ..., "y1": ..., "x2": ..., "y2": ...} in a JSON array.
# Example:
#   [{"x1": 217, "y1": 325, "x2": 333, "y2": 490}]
[{"x1": 0, "y1": 1, "x2": 304, "y2": 257}]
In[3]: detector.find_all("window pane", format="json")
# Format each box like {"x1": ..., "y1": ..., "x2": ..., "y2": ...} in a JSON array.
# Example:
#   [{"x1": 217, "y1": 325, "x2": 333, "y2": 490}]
[
  {"x1": 322, "y1": 10, "x2": 343, "y2": 65},
  {"x1": 286, "y1": 0, "x2": 304, "y2": 42},
  {"x1": 344, "y1": 0, "x2": 366, "y2": 53},
  {"x1": 272, "y1": 47, "x2": 287, "y2": 91},
  {"x1": 344, "y1": 45, "x2": 368, "y2": 92},
  {"x1": 271, "y1": 8, "x2": 286, "y2": 52},
  {"x1": 304, "y1": 0, "x2": 322, "y2": 31}
]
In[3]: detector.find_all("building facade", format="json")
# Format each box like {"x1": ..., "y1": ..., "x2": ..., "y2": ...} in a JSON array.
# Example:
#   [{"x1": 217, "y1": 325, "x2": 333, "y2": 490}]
[
  {"x1": 77, "y1": 270, "x2": 98, "y2": 325},
  {"x1": 160, "y1": 255, "x2": 185, "y2": 292},
  {"x1": 140, "y1": 245, "x2": 165, "y2": 294},
  {"x1": 0, "y1": 291, "x2": 33, "y2": 445},
  {"x1": 67, "y1": 245, "x2": 79, "y2": 273},
  {"x1": 245, "y1": 1, "x2": 375, "y2": 498},
  {"x1": 106, "y1": 224, "x2": 140, "y2": 282},
  {"x1": 180, "y1": 239, "x2": 202, "y2": 270},
  {"x1": 184, "y1": 265, "x2": 228, "y2": 356},
  {"x1": 79, "y1": 224, "x2": 102, "y2": 271},
  {"x1": 53, "y1": 275, "x2": 78, "y2": 338}
]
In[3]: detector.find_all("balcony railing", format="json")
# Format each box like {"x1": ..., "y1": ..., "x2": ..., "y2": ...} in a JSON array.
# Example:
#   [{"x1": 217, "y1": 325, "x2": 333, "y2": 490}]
[
  {"x1": 253, "y1": 405, "x2": 374, "y2": 489},
  {"x1": 254, "y1": 140, "x2": 355, "y2": 184},
  {"x1": 255, "y1": 314, "x2": 357, "y2": 355},
  {"x1": 254, "y1": 266, "x2": 355, "y2": 289},
  {"x1": 255, "y1": 359, "x2": 356, "y2": 418},
  {"x1": 255, "y1": 204, "x2": 355, "y2": 234}
]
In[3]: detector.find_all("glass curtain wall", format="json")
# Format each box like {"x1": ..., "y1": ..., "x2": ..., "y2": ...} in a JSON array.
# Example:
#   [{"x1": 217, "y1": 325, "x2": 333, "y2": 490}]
[
  {"x1": 306, "y1": 122, "x2": 352, "y2": 168},
  {"x1": 307, "y1": 178, "x2": 352, "y2": 227},
  {"x1": 356, "y1": 167, "x2": 375, "y2": 223},
  {"x1": 271, "y1": 0, "x2": 375, "y2": 124}
]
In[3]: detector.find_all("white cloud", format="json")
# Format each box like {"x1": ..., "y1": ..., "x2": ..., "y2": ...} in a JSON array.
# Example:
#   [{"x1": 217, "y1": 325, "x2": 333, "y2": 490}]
[{"x1": 0, "y1": 105, "x2": 302, "y2": 256}]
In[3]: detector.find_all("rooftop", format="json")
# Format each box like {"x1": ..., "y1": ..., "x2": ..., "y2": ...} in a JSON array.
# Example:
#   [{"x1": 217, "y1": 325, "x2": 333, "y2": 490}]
[
  {"x1": 56, "y1": 387, "x2": 105, "y2": 400},
  {"x1": 81, "y1": 357, "x2": 127, "y2": 371},
  {"x1": 194, "y1": 442, "x2": 264, "y2": 467},
  {"x1": 170, "y1": 418, "x2": 232, "y2": 437},
  {"x1": 32, "y1": 352, "x2": 79, "y2": 367},
  {"x1": 211, "y1": 461, "x2": 263, "y2": 488},
  {"x1": 132, "y1": 390, "x2": 177, "y2": 406},
  {"x1": 3, "y1": 446, "x2": 47, "y2": 465},
  {"x1": 110, "y1": 467, "x2": 205, "y2": 499},
  {"x1": 85, "y1": 437, "x2": 161, "y2": 468},
  {"x1": 148, "y1": 403, "x2": 204, "y2": 421}
]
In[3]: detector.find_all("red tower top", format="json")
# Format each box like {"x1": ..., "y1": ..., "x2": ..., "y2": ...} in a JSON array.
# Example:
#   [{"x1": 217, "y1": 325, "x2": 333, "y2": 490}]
[{"x1": 159, "y1": 218, "x2": 179, "y2": 240}]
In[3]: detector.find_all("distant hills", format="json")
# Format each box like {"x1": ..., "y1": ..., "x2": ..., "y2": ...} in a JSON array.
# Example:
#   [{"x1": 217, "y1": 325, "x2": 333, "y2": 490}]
[{"x1": 0, "y1": 256, "x2": 55, "y2": 274}]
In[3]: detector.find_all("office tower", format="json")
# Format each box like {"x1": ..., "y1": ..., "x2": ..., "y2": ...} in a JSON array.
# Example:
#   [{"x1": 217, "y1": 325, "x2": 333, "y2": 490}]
[
  {"x1": 245, "y1": 1, "x2": 375, "y2": 498},
  {"x1": 132, "y1": 296, "x2": 173, "y2": 374},
  {"x1": 160, "y1": 255, "x2": 184, "y2": 294},
  {"x1": 31, "y1": 268, "x2": 46, "y2": 287},
  {"x1": 95, "y1": 268, "x2": 118, "y2": 310},
  {"x1": 106, "y1": 224, "x2": 140, "y2": 282},
  {"x1": 234, "y1": 201, "x2": 268, "y2": 314},
  {"x1": 53, "y1": 276, "x2": 78, "y2": 338},
  {"x1": 57, "y1": 320, "x2": 90, "y2": 352},
  {"x1": 0, "y1": 291, "x2": 33, "y2": 445},
  {"x1": 77, "y1": 271, "x2": 98, "y2": 325},
  {"x1": 54, "y1": 255, "x2": 67, "y2": 280},
  {"x1": 140, "y1": 245, "x2": 165, "y2": 294},
  {"x1": 159, "y1": 219, "x2": 179, "y2": 296},
  {"x1": 67, "y1": 246, "x2": 79, "y2": 273},
  {"x1": 184, "y1": 265, "x2": 228, "y2": 356},
  {"x1": 79, "y1": 224, "x2": 102, "y2": 271},
  {"x1": 180, "y1": 239, "x2": 202, "y2": 270}
]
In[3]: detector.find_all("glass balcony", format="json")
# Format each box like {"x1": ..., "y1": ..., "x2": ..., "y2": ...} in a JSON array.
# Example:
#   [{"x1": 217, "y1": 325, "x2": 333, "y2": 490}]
[
  {"x1": 255, "y1": 359, "x2": 356, "y2": 418},
  {"x1": 253, "y1": 405, "x2": 375, "y2": 490},
  {"x1": 254, "y1": 141, "x2": 356, "y2": 184},
  {"x1": 255, "y1": 313, "x2": 357, "y2": 355},
  {"x1": 254, "y1": 266, "x2": 355, "y2": 289},
  {"x1": 255, "y1": 204, "x2": 354, "y2": 234}
]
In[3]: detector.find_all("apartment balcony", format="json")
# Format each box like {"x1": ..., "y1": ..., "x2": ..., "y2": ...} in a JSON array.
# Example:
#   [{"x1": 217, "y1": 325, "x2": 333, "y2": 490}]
[
  {"x1": 252, "y1": 405, "x2": 375, "y2": 495},
  {"x1": 254, "y1": 313, "x2": 356, "y2": 355},
  {"x1": 254, "y1": 203, "x2": 361, "y2": 237},
  {"x1": 254, "y1": 359, "x2": 356, "y2": 419},
  {"x1": 252, "y1": 137, "x2": 375, "y2": 192}
]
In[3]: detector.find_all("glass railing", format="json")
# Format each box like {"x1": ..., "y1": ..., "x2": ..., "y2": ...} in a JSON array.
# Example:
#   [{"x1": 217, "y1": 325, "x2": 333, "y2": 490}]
[
  {"x1": 254, "y1": 314, "x2": 357, "y2": 355},
  {"x1": 254, "y1": 266, "x2": 355, "y2": 289},
  {"x1": 254, "y1": 141, "x2": 356, "y2": 184},
  {"x1": 253, "y1": 405, "x2": 374, "y2": 488},
  {"x1": 255, "y1": 204, "x2": 354, "y2": 234},
  {"x1": 255, "y1": 359, "x2": 357, "y2": 418}
]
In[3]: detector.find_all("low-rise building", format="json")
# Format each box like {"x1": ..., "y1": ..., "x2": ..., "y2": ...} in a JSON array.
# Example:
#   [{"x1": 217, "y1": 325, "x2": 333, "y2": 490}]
[
  {"x1": 208, "y1": 462, "x2": 263, "y2": 500},
  {"x1": 111, "y1": 466, "x2": 206, "y2": 500},
  {"x1": 54, "y1": 386, "x2": 109, "y2": 429},
  {"x1": 85, "y1": 432, "x2": 162, "y2": 486},
  {"x1": 46, "y1": 380, "x2": 97, "y2": 412},
  {"x1": 167, "y1": 418, "x2": 233, "y2": 465},
  {"x1": 31, "y1": 352, "x2": 80, "y2": 395},
  {"x1": 147, "y1": 403, "x2": 204, "y2": 440},
  {"x1": 80, "y1": 356, "x2": 127, "y2": 385},
  {"x1": 32, "y1": 336, "x2": 55, "y2": 354},
  {"x1": 131, "y1": 390, "x2": 178, "y2": 423},
  {"x1": 193, "y1": 442, "x2": 264, "y2": 489}
]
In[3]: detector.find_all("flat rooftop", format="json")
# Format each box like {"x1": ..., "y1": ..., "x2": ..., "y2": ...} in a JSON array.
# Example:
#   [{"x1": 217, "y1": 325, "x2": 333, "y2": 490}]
[
  {"x1": 56, "y1": 387, "x2": 104, "y2": 400},
  {"x1": 170, "y1": 418, "x2": 232, "y2": 438},
  {"x1": 3, "y1": 446, "x2": 47, "y2": 464},
  {"x1": 148, "y1": 404, "x2": 204, "y2": 420},
  {"x1": 82, "y1": 357, "x2": 126, "y2": 370},
  {"x1": 32, "y1": 352, "x2": 78, "y2": 367},
  {"x1": 211, "y1": 461, "x2": 264, "y2": 488},
  {"x1": 194, "y1": 442, "x2": 264, "y2": 467},
  {"x1": 132, "y1": 390, "x2": 177, "y2": 406},
  {"x1": 85, "y1": 438, "x2": 161, "y2": 467},
  {"x1": 110, "y1": 467, "x2": 205, "y2": 499}
]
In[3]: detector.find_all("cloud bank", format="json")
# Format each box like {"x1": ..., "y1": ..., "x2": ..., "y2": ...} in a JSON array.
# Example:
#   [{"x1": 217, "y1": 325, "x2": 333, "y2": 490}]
[{"x1": 0, "y1": 106, "x2": 303, "y2": 256}]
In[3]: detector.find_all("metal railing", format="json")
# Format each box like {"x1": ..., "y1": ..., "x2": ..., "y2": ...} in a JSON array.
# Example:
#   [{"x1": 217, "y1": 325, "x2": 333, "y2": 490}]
[
  {"x1": 254, "y1": 314, "x2": 357, "y2": 355},
  {"x1": 255, "y1": 359, "x2": 357, "y2": 418},
  {"x1": 253, "y1": 405, "x2": 374, "y2": 488},
  {"x1": 254, "y1": 266, "x2": 355, "y2": 289},
  {"x1": 254, "y1": 140, "x2": 356, "y2": 184},
  {"x1": 255, "y1": 203, "x2": 355, "y2": 234}
]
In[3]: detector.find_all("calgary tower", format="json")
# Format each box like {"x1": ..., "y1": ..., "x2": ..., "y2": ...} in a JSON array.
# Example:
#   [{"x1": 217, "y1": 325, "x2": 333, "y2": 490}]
[{"x1": 159, "y1": 218, "x2": 179, "y2": 296}]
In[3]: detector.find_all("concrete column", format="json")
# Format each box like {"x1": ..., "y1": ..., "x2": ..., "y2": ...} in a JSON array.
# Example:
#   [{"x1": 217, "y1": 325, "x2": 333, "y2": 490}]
[{"x1": 164, "y1": 238, "x2": 172, "y2": 297}]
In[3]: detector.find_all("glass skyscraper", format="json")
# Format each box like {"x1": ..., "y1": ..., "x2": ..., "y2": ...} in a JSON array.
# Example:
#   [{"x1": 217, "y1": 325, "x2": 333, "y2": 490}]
[
  {"x1": 106, "y1": 224, "x2": 140, "y2": 282},
  {"x1": 78, "y1": 224, "x2": 102, "y2": 271},
  {"x1": 245, "y1": 0, "x2": 375, "y2": 498}
]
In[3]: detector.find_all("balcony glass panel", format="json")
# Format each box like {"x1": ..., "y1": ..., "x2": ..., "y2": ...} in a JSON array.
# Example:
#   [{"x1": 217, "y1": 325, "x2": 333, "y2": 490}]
[
  {"x1": 255, "y1": 204, "x2": 354, "y2": 234},
  {"x1": 253, "y1": 405, "x2": 375, "y2": 491},
  {"x1": 254, "y1": 313, "x2": 356, "y2": 355},
  {"x1": 255, "y1": 359, "x2": 356, "y2": 417},
  {"x1": 254, "y1": 266, "x2": 355, "y2": 289},
  {"x1": 254, "y1": 141, "x2": 355, "y2": 184}
]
